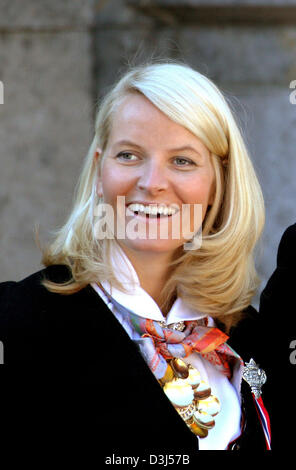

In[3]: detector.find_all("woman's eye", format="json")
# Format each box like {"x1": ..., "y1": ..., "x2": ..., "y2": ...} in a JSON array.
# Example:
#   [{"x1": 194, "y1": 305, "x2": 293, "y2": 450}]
[
  {"x1": 174, "y1": 157, "x2": 195, "y2": 167},
  {"x1": 116, "y1": 152, "x2": 138, "y2": 162}
]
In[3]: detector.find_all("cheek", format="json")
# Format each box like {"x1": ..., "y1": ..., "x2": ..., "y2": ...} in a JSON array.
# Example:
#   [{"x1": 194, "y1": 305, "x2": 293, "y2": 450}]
[
  {"x1": 180, "y1": 176, "x2": 214, "y2": 208},
  {"x1": 179, "y1": 176, "x2": 215, "y2": 234},
  {"x1": 100, "y1": 166, "x2": 134, "y2": 202}
]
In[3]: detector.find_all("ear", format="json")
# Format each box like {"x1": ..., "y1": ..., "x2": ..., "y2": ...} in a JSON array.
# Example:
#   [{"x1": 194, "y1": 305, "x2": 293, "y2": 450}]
[
  {"x1": 94, "y1": 146, "x2": 102, "y2": 163},
  {"x1": 94, "y1": 147, "x2": 103, "y2": 197}
]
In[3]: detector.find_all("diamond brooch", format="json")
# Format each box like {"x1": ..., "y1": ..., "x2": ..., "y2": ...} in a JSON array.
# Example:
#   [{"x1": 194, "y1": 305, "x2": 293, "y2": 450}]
[{"x1": 242, "y1": 358, "x2": 267, "y2": 399}]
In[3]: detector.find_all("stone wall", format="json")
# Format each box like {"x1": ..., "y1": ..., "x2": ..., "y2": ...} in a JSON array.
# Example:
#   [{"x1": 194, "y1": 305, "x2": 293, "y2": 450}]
[
  {"x1": 1, "y1": 0, "x2": 296, "y2": 306},
  {"x1": 0, "y1": 0, "x2": 95, "y2": 281}
]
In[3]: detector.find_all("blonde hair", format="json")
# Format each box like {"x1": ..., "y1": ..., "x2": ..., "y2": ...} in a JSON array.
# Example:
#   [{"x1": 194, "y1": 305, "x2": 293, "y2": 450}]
[{"x1": 40, "y1": 59, "x2": 264, "y2": 331}]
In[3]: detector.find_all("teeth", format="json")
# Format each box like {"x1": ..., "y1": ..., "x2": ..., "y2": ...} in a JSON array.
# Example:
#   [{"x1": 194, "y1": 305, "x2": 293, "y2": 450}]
[{"x1": 128, "y1": 203, "x2": 179, "y2": 216}]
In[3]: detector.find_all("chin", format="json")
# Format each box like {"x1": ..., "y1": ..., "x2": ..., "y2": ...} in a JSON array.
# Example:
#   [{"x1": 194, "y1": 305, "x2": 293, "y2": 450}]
[{"x1": 119, "y1": 239, "x2": 184, "y2": 255}]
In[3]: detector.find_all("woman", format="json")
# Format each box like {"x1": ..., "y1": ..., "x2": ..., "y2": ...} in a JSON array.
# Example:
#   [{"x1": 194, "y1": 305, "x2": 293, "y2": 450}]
[{"x1": 0, "y1": 61, "x2": 269, "y2": 457}]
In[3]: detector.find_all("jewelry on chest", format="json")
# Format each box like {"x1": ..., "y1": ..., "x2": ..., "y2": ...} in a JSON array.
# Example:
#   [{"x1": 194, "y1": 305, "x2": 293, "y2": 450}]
[
  {"x1": 242, "y1": 358, "x2": 267, "y2": 399},
  {"x1": 158, "y1": 320, "x2": 220, "y2": 439},
  {"x1": 160, "y1": 357, "x2": 221, "y2": 439}
]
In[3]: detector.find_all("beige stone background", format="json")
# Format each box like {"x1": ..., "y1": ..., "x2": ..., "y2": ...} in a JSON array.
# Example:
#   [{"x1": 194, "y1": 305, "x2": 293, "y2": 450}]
[{"x1": 0, "y1": 0, "x2": 296, "y2": 307}]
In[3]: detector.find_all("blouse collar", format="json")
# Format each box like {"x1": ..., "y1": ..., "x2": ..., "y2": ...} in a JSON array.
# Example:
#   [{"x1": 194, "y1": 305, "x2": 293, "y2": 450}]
[{"x1": 92, "y1": 241, "x2": 208, "y2": 325}]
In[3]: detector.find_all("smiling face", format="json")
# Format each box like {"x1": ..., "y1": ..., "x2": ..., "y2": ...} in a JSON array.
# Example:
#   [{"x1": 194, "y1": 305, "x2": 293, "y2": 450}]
[{"x1": 96, "y1": 93, "x2": 215, "y2": 259}]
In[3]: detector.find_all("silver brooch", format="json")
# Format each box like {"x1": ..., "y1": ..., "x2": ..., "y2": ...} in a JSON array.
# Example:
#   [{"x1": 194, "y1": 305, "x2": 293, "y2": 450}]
[
  {"x1": 158, "y1": 321, "x2": 186, "y2": 332},
  {"x1": 242, "y1": 358, "x2": 267, "y2": 399}
]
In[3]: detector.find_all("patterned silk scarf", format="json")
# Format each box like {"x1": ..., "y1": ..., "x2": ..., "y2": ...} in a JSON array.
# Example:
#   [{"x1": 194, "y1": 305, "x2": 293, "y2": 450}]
[{"x1": 98, "y1": 283, "x2": 243, "y2": 380}]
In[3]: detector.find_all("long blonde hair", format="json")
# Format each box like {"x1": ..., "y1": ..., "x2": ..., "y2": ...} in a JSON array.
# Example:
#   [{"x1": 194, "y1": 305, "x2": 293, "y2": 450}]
[{"x1": 40, "y1": 59, "x2": 265, "y2": 330}]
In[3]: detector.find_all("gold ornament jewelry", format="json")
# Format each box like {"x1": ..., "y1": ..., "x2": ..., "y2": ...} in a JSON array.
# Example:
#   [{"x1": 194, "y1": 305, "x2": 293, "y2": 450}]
[{"x1": 161, "y1": 359, "x2": 221, "y2": 439}]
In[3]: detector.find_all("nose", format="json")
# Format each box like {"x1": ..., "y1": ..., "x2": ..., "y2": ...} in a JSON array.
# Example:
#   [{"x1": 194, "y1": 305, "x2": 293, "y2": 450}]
[{"x1": 136, "y1": 160, "x2": 169, "y2": 195}]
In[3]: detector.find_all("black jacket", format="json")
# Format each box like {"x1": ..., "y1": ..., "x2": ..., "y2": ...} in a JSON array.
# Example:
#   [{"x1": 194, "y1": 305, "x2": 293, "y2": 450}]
[
  {"x1": 259, "y1": 223, "x2": 296, "y2": 452},
  {"x1": 0, "y1": 265, "x2": 270, "y2": 462}
]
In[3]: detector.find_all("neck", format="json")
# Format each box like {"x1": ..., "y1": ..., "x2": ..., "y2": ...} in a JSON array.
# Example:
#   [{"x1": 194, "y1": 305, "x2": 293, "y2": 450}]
[{"x1": 117, "y1": 244, "x2": 178, "y2": 313}]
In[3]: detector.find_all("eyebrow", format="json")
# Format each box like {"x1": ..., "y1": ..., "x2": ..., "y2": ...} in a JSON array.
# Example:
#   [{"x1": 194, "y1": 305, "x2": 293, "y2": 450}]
[{"x1": 113, "y1": 140, "x2": 203, "y2": 156}]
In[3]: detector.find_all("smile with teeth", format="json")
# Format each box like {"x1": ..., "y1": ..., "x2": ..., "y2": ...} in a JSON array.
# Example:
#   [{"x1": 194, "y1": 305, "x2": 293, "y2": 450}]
[{"x1": 127, "y1": 203, "x2": 180, "y2": 217}]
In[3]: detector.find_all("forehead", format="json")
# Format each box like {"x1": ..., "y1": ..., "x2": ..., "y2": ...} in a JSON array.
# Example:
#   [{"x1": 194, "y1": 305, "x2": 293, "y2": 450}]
[
  {"x1": 110, "y1": 93, "x2": 172, "y2": 133},
  {"x1": 108, "y1": 93, "x2": 207, "y2": 152}
]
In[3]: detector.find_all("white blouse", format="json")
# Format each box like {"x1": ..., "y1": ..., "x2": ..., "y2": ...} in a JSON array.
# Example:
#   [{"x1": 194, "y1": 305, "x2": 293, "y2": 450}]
[{"x1": 91, "y1": 242, "x2": 243, "y2": 450}]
